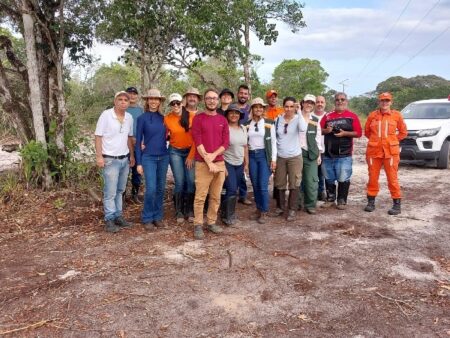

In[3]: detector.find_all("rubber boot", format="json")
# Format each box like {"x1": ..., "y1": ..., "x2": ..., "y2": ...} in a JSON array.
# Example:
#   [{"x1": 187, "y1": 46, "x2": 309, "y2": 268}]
[
  {"x1": 184, "y1": 193, "x2": 195, "y2": 223},
  {"x1": 388, "y1": 199, "x2": 401, "y2": 215},
  {"x1": 364, "y1": 195, "x2": 376, "y2": 212},
  {"x1": 287, "y1": 189, "x2": 299, "y2": 221},
  {"x1": 325, "y1": 182, "x2": 336, "y2": 202},
  {"x1": 131, "y1": 185, "x2": 142, "y2": 204},
  {"x1": 221, "y1": 196, "x2": 237, "y2": 226},
  {"x1": 274, "y1": 189, "x2": 286, "y2": 216},
  {"x1": 337, "y1": 181, "x2": 350, "y2": 210},
  {"x1": 174, "y1": 192, "x2": 185, "y2": 223}
]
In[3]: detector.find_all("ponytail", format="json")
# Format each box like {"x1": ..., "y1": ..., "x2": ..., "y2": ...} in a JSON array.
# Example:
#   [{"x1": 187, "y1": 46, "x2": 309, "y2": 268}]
[{"x1": 180, "y1": 106, "x2": 190, "y2": 132}]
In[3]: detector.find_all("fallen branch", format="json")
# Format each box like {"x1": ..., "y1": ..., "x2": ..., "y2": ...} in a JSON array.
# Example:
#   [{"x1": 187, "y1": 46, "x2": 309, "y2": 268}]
[
  {"x1": 0, "y1": 319, "x2": 55, "y2": 335},
  {"x1": 179, "y1": 250, "x2": 200, "y2": 262},
  {"x1": 376, "y1": 292, "x2": 416, "y2": 317},
  {"x1": 394, "y1": 215, "x2": 429, "y2": 222},
  {"x1": 252, "y1": 264, "x2": 266, "y2": 281},
  {"x1": 226, "y1": 249, "x2": 233, "y2": 268}
]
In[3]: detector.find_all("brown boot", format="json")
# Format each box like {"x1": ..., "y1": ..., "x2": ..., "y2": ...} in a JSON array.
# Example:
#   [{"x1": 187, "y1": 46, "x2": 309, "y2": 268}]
[
  {"x1": 274, "y1": 189, "x2": 286, "y2": 216},
  {"x1": 287, "y1": 189, "x2": 299, "y2": 220},
  {"x1": 258, "y1": 212, "x2": 268, "y2": 224}
]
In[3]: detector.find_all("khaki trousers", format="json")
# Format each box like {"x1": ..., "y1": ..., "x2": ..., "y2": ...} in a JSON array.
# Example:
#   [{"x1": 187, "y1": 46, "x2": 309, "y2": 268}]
[
  {"x1": 194, "y1": 161, "x2": 226, "y2": 225},
  {"x1": 274, "y1": 155, "x2": 303, "y2": 189}
]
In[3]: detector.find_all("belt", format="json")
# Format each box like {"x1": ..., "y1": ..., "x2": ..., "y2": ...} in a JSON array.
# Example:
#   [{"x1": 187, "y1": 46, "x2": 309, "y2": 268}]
[
  {"x1": 249, "y1": 149, "x2": 265, "y2": 153},
  {"x1": 102, "y1": 154, "x2": 129, "y2": 159}
]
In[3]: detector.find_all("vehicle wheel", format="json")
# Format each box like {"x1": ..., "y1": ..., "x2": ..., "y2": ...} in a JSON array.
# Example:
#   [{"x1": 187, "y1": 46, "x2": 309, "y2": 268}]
[{"x1": 437, "y1": 140, "x2": 450, "y2": 169}]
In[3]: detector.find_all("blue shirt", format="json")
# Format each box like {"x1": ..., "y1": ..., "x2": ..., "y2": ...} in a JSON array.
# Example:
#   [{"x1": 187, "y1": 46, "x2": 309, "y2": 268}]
[
  {"x1": 126, "y1": 105, "x2": 144, "y2": 136},
  {"x1": 239, "y1": 104, "x2": 251, "y2": 124},
  {"x1": 135, "y1": 111, "x2": 168, "y2": 165}
]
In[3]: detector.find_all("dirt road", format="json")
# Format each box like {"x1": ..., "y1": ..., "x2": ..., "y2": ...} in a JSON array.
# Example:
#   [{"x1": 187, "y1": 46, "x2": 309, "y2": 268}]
[{"x1": 0, "y1": 140, "x2": 449, "y2": 337}]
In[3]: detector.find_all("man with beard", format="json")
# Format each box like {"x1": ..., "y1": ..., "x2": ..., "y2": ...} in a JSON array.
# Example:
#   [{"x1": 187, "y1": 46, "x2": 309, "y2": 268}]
[
  {"x1": 183, "y1": 87, "x2": 202, "y2": 114},
  {"x1": 191, "y1": 89, "x2": 230, "y2": 240}
]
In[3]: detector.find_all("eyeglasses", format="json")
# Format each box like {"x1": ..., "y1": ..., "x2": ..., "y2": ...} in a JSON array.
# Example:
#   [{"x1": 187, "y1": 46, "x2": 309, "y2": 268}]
[
  {"x1": 335, "y1": 98, "x2": 346, "y2": 102},
  {"x1": 284, "y1": 123, "x2": 288, "y2": 134},
  {"x1": 380, "y1": 99, "x2": 391, "y2": 103},
  {"x1": 170, "y1": 101, "x2": 181, "y2": 106},
  {"x1": 254, "y1": 123, "x2": 259, "y2": 132},
  {"x1": 205, "y1": 97, "x2": 218, "y2": 101}
]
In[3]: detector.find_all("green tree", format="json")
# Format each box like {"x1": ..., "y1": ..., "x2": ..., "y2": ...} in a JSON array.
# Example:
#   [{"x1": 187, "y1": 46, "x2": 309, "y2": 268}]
[{"x1": 271, "y1": 59, "x2": 329, "y2": 100}]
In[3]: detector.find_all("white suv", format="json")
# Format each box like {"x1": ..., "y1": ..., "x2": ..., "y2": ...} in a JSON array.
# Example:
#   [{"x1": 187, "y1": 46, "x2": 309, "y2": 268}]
[{"x1": 400, "y1": 97, "x2": 450, "y2": 169}]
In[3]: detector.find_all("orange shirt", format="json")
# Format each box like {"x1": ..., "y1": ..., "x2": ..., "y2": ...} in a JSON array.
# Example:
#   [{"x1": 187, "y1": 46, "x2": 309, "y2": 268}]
[
  {"x1": 164, "y1": 111, "x2": 196, "y2": 159},
  {"x1": 265, "y1": 106, "x2": 284, "y2": 120}
]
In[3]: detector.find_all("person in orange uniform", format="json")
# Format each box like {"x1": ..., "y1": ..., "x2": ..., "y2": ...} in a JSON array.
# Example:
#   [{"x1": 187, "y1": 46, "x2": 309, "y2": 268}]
[
  {"x1": 164, "y1": 93, "x2": 196, "y2": 223},
  {"x1": 364, "y1": 92, "x2": 407, "y2": 215},
  {"x1": 265, "y1": 89, "x2": 284, "y2": 120}
]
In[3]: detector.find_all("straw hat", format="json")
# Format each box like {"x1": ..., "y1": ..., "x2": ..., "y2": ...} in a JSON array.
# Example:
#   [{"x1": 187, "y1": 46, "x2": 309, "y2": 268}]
[
  {"x1": 250, "y1": 97, "x2": 268, "y2": 108},
  {"x1": 142, "y1": 88, "x2": 166, "y2": 101},
  {"x1": 183, "y1": 87, "x2": 202, "y2": 100}
]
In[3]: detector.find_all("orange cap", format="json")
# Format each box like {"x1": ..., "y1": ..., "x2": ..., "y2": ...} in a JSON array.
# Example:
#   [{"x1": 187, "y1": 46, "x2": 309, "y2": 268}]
[
  {"x1": 266, "y1": 89, "x2": 278, "y2": 98},
  {"x1": 378, "y1": 92, "x2": 393, "y2": 101}
]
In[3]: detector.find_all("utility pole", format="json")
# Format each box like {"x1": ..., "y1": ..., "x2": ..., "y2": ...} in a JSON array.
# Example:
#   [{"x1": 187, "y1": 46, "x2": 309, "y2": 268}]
[{"x1": 339, "y1": 79, "x2": 349, "y2": 93}]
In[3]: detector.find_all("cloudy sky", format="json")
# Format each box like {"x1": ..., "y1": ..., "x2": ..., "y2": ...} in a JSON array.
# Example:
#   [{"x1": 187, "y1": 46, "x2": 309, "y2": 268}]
[{"x1": 94, "y1": 0, "x2": 450, "y2": 97}]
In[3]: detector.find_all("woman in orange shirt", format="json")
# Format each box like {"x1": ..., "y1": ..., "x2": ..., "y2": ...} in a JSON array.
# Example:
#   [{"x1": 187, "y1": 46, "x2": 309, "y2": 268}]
[{"x1": 164, "y1": 93, "x2": 196, "y2": 224}]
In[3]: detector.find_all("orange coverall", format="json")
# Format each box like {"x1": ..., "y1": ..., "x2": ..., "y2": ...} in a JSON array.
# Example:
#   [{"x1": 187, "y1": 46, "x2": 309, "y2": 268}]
[{"x1": 365, "y1": 109, "x2": 407, "y2": 199}]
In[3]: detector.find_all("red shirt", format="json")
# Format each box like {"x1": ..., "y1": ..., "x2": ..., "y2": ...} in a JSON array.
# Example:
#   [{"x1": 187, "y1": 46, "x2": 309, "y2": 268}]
[{"x1": 191, "y1": 112, "x2": 230, "y2": 162}]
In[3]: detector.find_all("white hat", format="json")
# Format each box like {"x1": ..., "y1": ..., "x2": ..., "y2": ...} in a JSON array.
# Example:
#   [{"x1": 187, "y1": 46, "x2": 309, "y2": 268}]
[
  {"x1": 303, "y1": 94, "x2": 316, "y2": 103},
  {"x1": 250, "y1": 97, "x2": 268, "y2": 107},
  {"x1": 142, "y1": 88, "x2": 166, "y2": 101},
  {"x1": 114, "y1": 91, "x2": 130, "y2": 99},
  {"x1": 168, "y1": 93, "x2": 182, "y2": 104}
]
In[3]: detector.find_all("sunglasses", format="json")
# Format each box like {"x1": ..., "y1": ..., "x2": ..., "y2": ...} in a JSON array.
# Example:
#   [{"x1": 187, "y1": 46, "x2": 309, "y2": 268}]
[
  {"x1": 335, "y1": 98, "x2": 346, "y2": 102},
  {"x1": 305, "y1": 100, "x2": 315, "y2": 105},
  {"x1": 170, "y1": 101, "x2": 181, "y2": 106},
  {"x1": 284, "y1": 123, "x2": 288, "y2": 134},
  {"x1": 254, "y1": 123, "x2": 259, "y2": 132}
]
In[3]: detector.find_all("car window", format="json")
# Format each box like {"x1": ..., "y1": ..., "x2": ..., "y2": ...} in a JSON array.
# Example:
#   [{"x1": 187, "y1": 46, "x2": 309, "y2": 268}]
[{"x1": 402, "y1": 103, "x2": 450, "y2": 119}]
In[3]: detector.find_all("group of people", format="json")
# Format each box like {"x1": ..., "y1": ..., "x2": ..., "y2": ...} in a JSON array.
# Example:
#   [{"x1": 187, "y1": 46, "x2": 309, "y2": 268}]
[{"x1": 94, "y1": 85, "x2": 407, "y2": 239}]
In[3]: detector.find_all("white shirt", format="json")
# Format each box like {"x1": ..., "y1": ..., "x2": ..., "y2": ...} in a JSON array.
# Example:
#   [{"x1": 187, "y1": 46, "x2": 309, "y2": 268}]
[
  {"x1": 300, "y1": 113, "x2": 324, "y2": 153},
  {"x1": 95, "y1": 108, "x2": 133, "y2": 156},
  {"x1": 247, "y1": 118, "x2": 277, "y2": 161},
  {"x1": 312, "y1": 111, "x2": 326, "y2": 153}
]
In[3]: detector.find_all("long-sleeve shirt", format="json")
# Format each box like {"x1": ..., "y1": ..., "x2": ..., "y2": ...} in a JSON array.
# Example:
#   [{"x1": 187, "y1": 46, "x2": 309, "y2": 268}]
[
  {"x1": 275, "y1": 113, "x2": 308, "y2": 158},
  {"x1": 135, "y1": 111, "x2": 168, "y2": 165},
  {"x1": 164, "y1": 111, "x2": 195, "y2": 159},
  {"x1": 191, "y1": 112, "x2": 230, "y2": 162}
]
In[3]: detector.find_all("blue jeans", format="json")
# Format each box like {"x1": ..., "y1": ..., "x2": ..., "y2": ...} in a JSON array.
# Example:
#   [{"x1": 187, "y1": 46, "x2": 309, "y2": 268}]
[
  {"x1": 224, "y1": 162, "x2": 244, "y2": 199},
  {"x1": 249, "y1": 150, "x2": 271, "y2": 212},
  {"x1": 322, "y1": 156, "x2": 353, "y2": 183},
  {"x1": 141, "y1": 154, "x2": 169, "y2": 223},
  {"x1": 130, "y1": 150, "x2": 141, "y2": 187},
  {"x1": 102, "y1": 157, "x2": 129, "y2": 221},
  {"x1": 169, "y1": 146, "x2": 195, "y2": 194},
  {"x1": 238, "y1": 174, "x2": 247, "y2": 199}
]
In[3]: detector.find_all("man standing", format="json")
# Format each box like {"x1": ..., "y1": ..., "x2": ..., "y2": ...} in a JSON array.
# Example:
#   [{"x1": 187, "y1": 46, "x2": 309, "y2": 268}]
[
  {"x1": 313, "y1": 95, "x2": 327, "y2": 201},
  {"x1": 217, "y1": 88, "x2": 234, "y2": 116},
  {"x1": 265, "y1": 89, "x2": 284, "y2": 120},
  {"x1": 125, "y1": 86, "x2": 144, "y2": 204},
  {"x1": 236, "y1": 84, "x2": 252, "y2": 205},
  {"x1": 95, "y1": 91, "x2": 135, "y2": 232},
  {"x1": 364, "y1": 92, "x2": 407, "y2": 215},
  {"x1": 320, "y1": 92, "x2": 362, "y2": 210},
  {"x1": 191, "y1": 89, "x2": 230, "y2": 240},
  {"x1": 183, "y1": 87, "x2": 202, "y2": 114}
]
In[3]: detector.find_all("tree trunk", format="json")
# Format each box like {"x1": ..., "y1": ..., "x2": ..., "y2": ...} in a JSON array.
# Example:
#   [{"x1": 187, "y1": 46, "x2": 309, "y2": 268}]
[
  {"x1": 139, "y1": 34, "x2": 146, "y2": 91},
  {"x1": 243, "y1": 22, "x2": 251, "y2": 92}
]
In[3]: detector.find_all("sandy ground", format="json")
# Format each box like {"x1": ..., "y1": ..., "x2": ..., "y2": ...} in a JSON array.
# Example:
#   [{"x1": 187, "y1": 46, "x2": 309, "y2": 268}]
[{"x1": 0, "y1": 139, "x2": 449, "y2": 337}]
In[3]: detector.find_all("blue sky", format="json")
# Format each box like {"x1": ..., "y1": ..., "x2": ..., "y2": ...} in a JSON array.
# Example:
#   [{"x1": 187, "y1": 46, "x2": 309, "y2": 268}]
[{"x1": 94, "y1": 0, "x2": 450, "y2": 97}]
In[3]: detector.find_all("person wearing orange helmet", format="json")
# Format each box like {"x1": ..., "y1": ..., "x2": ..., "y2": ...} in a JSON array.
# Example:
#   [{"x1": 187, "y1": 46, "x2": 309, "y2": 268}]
[{"x1": 364, "y1": 92, "x2": 407, "y2": 215}]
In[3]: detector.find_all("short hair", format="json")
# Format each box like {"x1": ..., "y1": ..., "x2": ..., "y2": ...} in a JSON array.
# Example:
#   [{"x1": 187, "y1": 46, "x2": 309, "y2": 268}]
[
  {"x1": 203, "y1": 88, "x2": 219, "y2": 98},
  {"x1": 334, "y1": 92, "x2": 347, "y2": 100},
  {"x1": 238, "y1": 84, "x2": 250, "y2": 92},
  {"x1": 283, "y1": 96, "x2": 297, "y2": 106}
]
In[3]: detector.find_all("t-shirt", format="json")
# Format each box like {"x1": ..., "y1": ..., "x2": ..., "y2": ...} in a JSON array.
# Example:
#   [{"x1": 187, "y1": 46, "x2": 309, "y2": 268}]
[
  {"x1": 191, "y1": 112, "x2": 230, "y2": 162},
  {"x1": 126, "y1": 105, "x2": 144, "y2": 136},
  {"x1": 275, "y1": 114, "x2": 308, "y2": 158},
  {"x1": 95, "y1": 108, "x2": 133, "y2": 156},
  {"x1": 224, "y1": 126, "x2": 247, "y2": 166},
  {"x1": 238, "y1": 104, "x2": 251, "y2": 124},
  {"x1": 135, "y1": 111, "x2": 168, "y2": 165},
  {"x1": 164, "y1": 111, "x2": 195, "y2": 159}
]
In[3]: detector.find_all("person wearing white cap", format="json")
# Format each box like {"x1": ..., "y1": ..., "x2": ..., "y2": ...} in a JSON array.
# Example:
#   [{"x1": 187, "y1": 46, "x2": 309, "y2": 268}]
[
  {"x1": 135, "y1": 88, "x2": 169, "y2": 230},
  {"x1": 95, "y1": 91, "x2": 135, "y2": 233},
  {"x1": 164, "y1": 93, "x2": 196, "y2": 224},
  {"x1": 298, "y1": 94, "x2": 324, "y2": 214}
]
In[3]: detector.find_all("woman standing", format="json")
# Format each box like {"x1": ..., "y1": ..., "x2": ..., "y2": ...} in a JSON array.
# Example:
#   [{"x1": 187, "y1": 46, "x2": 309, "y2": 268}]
[
  {"x1": 135, "y1": 89, "x2": 169, "y2": 230},
  {"x1": 221, "y1": 104, "x2": 248, "y2": 225},
  {"x1": 273, "y1": 97, "x2": 307, "y2": 221},
  {"x1": 164, "y1": 93, "x2": 196, "y2": 224},
  {"x1": 245, "y1": 97, "x2": 277, "y2": 224}
]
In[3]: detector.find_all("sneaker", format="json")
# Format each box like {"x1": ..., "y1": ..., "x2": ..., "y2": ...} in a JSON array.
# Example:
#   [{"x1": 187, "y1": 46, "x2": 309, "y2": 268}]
[
  {"x1": 336, "y1": 201, "x2": 346, "y2": 210},
  {"x1": 273, "y1": 208, "x2": 284, "y2": 217},
  {"x1": 143, "y1": 222, "x2": 156, "y2": 231},
  {"x1": 286, "y1": 210, "x2": 296, "y2": 221},
  {"x1": 305, "y1": 208, "x2": 316, "y2": 215},
  {"x1": 257, "y1": 212, "x2": 268, "y2": 224},
  {"x1": 176, "y1": 214, "x2": 185, "y2": 224},
  {"x1": 115, "y1": 216, "x2": 132, "y2": 228},
  {"x1": 207, "y1": 223, "x2": 223, "y2": 234},
  {"x1": 238, "y1": 198, "x2": 252, "y2": 206},
  {"x1": 194, "y1": 225, "x2": 205, "y2": 240},
  {"x1": 105, "y1": 220, "x2": 119, "y2": 233}
]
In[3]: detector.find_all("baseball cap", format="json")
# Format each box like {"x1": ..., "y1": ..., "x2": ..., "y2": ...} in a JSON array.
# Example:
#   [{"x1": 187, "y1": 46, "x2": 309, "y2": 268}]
[
  {"x1": 265, "y1": 89, "x2": 278, "y2": 98},
  {"x1": 168, "y1": 93, "x2": 183, "y2": 104},
  {"x1": 219, "y1": 88, "x2": 235, "y2": 99},
  {"x1": 114, "y1": 91, "x2": 130, "y2": 99},
  {"x1": 303, "y1": 94, "x2": 316, "y2": 103},
  {"x1": 378, "y1": 92, "x2": 393, "y2": 101},
  {"x1": 125, "y1": 87, "x2": 138, "y2": 94}
]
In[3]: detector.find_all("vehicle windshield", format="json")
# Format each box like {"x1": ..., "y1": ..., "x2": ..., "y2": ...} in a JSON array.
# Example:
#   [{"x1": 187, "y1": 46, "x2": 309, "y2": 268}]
[{"x1": 402, "y1": 102, "x2": 450, "y2": 119}]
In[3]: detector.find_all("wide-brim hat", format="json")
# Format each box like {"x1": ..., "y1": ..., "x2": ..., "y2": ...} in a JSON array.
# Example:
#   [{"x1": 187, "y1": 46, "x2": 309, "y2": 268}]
[
  {"x1": 250, "y1": 97, "x2": 268, "y2": 108},
  {"x1": 142, "y1": 88, "x2": 166, "y2": 101},
  {"x1": 225, "y1": 103, "x2": 245, "y2": 120},
  {"x1": 183, "y1": 87, "x2": 202, "y2": 100}
]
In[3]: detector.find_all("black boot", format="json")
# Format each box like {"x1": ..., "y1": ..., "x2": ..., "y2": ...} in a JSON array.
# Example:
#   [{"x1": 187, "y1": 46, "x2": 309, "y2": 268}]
[
  {"x1": 287, "y1": 189, "x2": 299, "y2": 221},
  {"x1": 325, "y1": 182, "x2": 336, "y2": 202},
  {"x1": 337, "y1": 181, "x2": 350, "y2": 210},
  {"x1": 131, "y1": 185, "x2": 142, "y2": 204},
  {"x1": 364, "y1": 195, "x2": 376, "y2": 212},
  {"x1": 274, "y1": 189, "x2": 286, "y2": 216},
  {"x1": 221, "y1": 196, "x2": 237, "y2": 226},
  {"x1": 388, "y1": 199, "x2": 401, "y2": 215},
  {"x1": 184, "y1": 193, "x2": 195, "y2": 223},
  {"x1": 174, "y1": 192, "x2": 185, "y2": 223}
]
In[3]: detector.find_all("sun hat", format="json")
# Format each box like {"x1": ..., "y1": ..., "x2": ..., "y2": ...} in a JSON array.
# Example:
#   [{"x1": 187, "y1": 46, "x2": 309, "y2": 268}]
[
  {"x1": 183, "y1": 87, "x2": 202, "y2": 100},
  {"x1": 142, "y1": 88, "x2": 166, "y2": 101},
  {"x1": 250, "y1": 97, "x2": 268, "y2": 108}
]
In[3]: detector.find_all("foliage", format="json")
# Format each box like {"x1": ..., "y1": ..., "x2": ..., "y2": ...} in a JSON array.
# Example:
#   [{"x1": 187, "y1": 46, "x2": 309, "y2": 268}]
[
  {"x1": 271, "y1": 59, "x2": 329, "y2": 100},
  {"x1": 19, "y1": 140, "x2": 48, "y2": 186},
  {"x1": 349, "y1": 96, "x2": 378, "y2": 117}
]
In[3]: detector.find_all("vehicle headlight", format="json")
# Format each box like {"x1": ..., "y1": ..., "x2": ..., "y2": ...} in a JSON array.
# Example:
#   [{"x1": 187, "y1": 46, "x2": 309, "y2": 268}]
[{"x1": 417, "y1": 127, "x2": 441, "y2": 137}]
